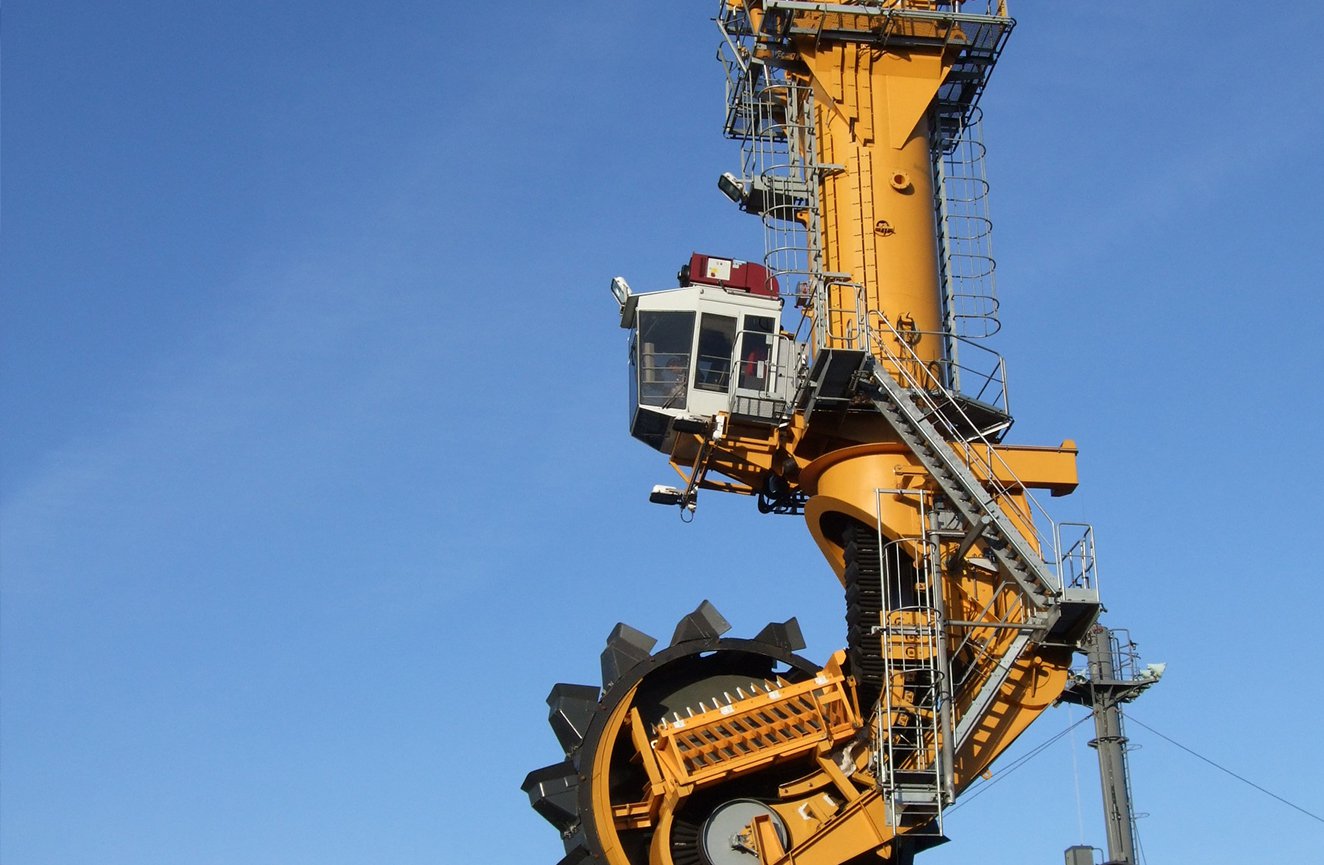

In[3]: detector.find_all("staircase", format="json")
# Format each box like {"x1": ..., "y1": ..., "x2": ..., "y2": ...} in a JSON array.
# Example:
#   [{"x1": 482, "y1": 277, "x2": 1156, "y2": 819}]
[
  {"x1": 869, "y1": 365, "x2": 1053, "y2": 595},
  {"x1": 854, "y1": 340, "x2": 1100, "y2": 753}
]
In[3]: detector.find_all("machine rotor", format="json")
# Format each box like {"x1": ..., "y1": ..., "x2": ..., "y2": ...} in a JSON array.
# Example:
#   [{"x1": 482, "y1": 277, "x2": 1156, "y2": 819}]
[{"x1": 522, "y1": 601, "x2": 825, "y2": 865}]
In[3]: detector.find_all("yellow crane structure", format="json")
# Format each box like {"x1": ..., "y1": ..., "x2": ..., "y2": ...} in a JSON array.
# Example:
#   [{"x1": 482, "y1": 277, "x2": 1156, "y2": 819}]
[{"x1": 525, "y1": 3, "x2": 1112, "y2": 863}]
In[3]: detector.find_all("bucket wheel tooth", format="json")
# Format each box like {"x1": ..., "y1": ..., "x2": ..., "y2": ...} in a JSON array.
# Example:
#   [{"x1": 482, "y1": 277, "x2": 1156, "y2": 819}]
[
  {"x1": 754, "y1": 616, "x2": 806, "y2": 652},
  {"x1": 668, "y1": 599, "x2": 731, "y2": 646},
  {"x1": 600, "y1": 622, "x2": 657, "y2": 690},
  {"x1": 555, "y1": 845, "x2": 592, "y2": 865},
  {"x1": 546, "y1": 682, "x2": 601, "y2": 756},
  {"x1": 521, "y1": 759, "x2": 581, "y2": 833}
]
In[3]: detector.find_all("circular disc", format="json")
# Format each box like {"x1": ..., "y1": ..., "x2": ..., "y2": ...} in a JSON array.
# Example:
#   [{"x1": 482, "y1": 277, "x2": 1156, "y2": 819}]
[{"x1": 699, "y1": 798, "x2": 788, "y2": 865}]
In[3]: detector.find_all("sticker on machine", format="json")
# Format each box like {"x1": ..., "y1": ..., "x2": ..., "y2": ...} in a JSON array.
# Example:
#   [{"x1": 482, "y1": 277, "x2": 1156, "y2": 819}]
[{"x1": 705, "y1": 257, "x2": 733, "y2": 281}]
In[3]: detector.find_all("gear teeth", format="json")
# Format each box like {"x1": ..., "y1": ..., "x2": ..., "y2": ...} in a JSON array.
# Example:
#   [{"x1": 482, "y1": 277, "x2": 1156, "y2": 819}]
[
  {"x1": 546, "y1": 683, "x2": 600, "y2": 755},
  {"x1": 555, "y1": 844, "x2": 592, "y2": 865},
  {"x1": 755, "y1": 616, "x2": 806, "y2": 652},
  {"x1": 600, "y1": 622, "x2": 657, "y2": 689},
  {"x1": 521, "y1": 760, "x2": 581, "y2": 833},
  {"x1": 668, "y1": 599, "x2": 732, "y2": 646}
]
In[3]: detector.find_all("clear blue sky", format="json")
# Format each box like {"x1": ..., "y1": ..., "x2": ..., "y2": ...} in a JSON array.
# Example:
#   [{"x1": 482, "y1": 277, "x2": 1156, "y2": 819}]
[{"x1": 3, "y1": 3, "x2": 1322, "y2": 864}]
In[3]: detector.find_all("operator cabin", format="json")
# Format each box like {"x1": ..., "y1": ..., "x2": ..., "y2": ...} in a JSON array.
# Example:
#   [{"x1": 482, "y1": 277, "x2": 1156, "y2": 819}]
[{"x1": 615, "y1": 253, "x2": 800, "y2": 454}]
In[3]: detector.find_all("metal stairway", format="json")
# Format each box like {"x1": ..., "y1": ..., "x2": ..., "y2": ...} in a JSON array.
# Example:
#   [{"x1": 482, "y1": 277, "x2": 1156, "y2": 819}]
[
  {"x1": 858, "y1": 361, "x2": 1075, "y2": 753},
  {"x1": 863, "y1": 364, "x2": 1057, "y2": 613}
]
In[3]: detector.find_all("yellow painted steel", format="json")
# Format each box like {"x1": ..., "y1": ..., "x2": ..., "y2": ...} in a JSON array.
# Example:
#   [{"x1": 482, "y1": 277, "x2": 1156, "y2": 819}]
[
  {"x1": 651, "y1": 666, "x2": 859, "y2": 789},
  {"x1": 771, "y1": 0, "x2": 1076, "y2": 770},
  {"x1": 807, "y1": 38, "x2": 950, "y2": 365},
  {"x1": 585, "y1": 3, "x2": 1100, "y2": 864},
  {"x1": 590, "y1": 680, "x2": 646, "y2": 865},
  {"x1": 799, "y1": 442, "x2": 1075, "y2": 581}
]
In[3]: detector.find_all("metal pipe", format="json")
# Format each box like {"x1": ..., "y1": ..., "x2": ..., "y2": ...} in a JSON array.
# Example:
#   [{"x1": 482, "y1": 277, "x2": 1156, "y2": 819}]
[
  {"x1": 945, "y1": 620, "x2": 1035, "y2": 629},
  {"x1": 926, "y1": 509, "x2": 957, "y2": 803}
]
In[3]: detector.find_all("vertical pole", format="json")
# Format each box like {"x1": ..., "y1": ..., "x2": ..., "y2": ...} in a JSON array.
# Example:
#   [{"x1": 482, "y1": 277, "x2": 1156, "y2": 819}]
[
  {"x1": 1083, "y1": 626, "x2": 1138, "y2": 865},
  {"x1": 925, "y1": 506, "x2": 956, "y2": 804}
]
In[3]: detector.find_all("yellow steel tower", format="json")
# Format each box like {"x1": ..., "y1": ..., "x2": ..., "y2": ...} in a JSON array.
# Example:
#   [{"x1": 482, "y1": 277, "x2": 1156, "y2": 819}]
[{"x1": 526, "y1": 4, "x2": 1104, "y2": 864}]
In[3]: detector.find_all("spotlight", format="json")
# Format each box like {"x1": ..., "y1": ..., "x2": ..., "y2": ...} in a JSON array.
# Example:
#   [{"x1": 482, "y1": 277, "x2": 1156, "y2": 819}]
[
  {"x1": 717, "y1": 172, "x2": 745, "y2": 204},
  {"x1": 649, "y1": 485, "x2": 684, "y2": 506},
  {"x1": 609, "y1": 276, "x2": 631, "y2": 307},
  {"x1": 1141, "y1": 662, "x2": 1167, "y2": 681}
]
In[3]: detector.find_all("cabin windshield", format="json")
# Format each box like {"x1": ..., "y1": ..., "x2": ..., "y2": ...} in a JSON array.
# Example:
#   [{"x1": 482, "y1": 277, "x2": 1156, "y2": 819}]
[{"x1": 636, "y1": 311, "x2": 694, "y2": 410}]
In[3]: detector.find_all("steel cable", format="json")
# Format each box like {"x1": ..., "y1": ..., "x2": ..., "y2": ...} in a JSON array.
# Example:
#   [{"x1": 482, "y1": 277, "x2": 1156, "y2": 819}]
[{"x1": 1128, "y1": 715, "x2": 1324, "y2": 825}]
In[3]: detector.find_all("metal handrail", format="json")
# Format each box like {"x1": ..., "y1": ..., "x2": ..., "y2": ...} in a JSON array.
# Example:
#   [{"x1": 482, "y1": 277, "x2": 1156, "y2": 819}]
[
  {"x1": 1055, "y1": 522, "x2": 1100, "y2": 593},
  {"x1": 866, "y1": 311, "x2": 1089, "y2": 594},
  {"x1": 909, "y1": 327, "x2": 1009, "y2": 412}
]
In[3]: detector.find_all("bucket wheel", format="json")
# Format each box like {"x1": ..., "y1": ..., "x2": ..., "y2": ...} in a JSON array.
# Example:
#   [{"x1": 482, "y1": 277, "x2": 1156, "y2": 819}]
[{"x1": 522, "y1": 601, "x2": 825, "y2": 865}]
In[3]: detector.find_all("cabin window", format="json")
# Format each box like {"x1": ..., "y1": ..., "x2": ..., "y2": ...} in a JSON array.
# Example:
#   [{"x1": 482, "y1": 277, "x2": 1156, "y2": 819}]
[
  {"x1": 636, "y1": 311, "x2": 695, "y2": 409},
  {"x1": 695, "y1": 313, "x2": 737, "y2": 392},
  {"x1": 738, "y1": 315, "x2": 775, "y2": 390}
]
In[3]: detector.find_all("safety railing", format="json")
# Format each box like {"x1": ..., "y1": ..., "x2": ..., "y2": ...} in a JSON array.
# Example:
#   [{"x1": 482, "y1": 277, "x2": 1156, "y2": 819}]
[
  {"x1": 718, "y1": 3, "x2": 833, "y2": 321},
  {"x1": 866, "y1": 310, "x2": 1093, "y2": 597},
  {"x1": 1055, "y1": 522, "x2": 1099, "y2": 592},
  {"x1": 932, "y1": 106, "x2": 1001, "y2": 344},
  {"x1": 1104, "y1": 627, "x2": 1141, "y2": 683},
  {"x1": 724, "y1": 327, "x2": 802, "y2": 424},
  {"x1": 942, "y1": 580, "x2": 1034, "y2": 713},
  {"x1": 652, "y1": 669, "x2": 858, "y2": 790},
  {"x1": 637, "y1": 351, "x2": 691, "y2": 411},
  {"x1": 878, "y1": 539, "x2": 949, "y2": 828},
  {"x1": 929, "y1": 331, "x2": 1008, "y2": 413},
  {"x1": 860, "y1": 488, "x2": 951, "y2": 829},
  {"x1": 718, "y1": 0, "x2": 1014, "y2": 356}
]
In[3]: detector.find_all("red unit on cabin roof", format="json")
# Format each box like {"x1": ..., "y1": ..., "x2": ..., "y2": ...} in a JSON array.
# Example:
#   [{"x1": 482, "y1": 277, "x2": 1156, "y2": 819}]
[{"x1": 685, "y1": 252, "x2": 779, "y2": 298}]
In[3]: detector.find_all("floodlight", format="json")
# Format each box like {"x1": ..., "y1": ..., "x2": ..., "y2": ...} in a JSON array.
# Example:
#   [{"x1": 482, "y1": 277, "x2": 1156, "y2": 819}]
[
  {"x1": 610, "y1": 276, "x2": 631, "y2": 307},
  {"x1": 717, "y1": 172, "x2": 745, "y2": 204},
  {"x1": 649, "y1": 485, "x2": 684, "y2": 506}
]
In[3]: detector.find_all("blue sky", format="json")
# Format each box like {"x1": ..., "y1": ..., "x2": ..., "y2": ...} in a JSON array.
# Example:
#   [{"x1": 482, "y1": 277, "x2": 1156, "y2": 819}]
[{"x1": 3, "y1": 2, "x2": 1322, "y2": 864}]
